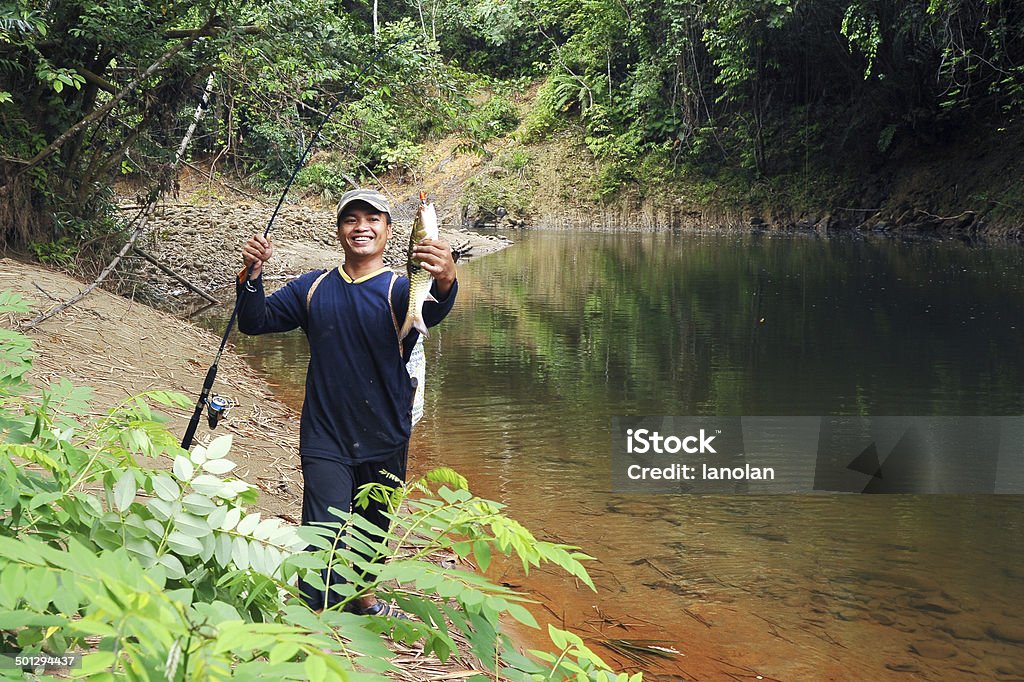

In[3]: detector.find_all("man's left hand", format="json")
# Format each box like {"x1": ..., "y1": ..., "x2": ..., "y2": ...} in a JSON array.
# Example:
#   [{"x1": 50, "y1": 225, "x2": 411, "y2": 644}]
[{"x1": 413, "y1": 239, "x2": 457, "y2": 296}]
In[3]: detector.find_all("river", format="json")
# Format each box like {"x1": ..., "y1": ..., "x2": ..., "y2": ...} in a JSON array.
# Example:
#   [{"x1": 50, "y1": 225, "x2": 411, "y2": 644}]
[{"x1": 215, "y1": 230, "x2": 1024, "y2": 680}]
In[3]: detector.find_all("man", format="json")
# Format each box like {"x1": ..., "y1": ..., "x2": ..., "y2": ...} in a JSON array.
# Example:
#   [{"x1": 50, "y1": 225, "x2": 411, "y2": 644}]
[{"x1": 237, "y1": 188, "x2": 457, "y2": 615}]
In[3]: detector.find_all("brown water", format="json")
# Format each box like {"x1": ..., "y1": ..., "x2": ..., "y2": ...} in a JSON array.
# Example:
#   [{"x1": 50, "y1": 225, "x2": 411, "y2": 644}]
[{"x1": 208, "y1": 231, "x2": 1024, "y2": 680}]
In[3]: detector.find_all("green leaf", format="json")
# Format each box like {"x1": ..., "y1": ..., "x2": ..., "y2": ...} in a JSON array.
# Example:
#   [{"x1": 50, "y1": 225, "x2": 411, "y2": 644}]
[
  {"x1": 231, "y1": 536, "x2": 249, "y2": 569},
  {"x1": 245, "y1": 541, "x2": 261, "y2": 574},
  {"x1": 205, "y1": 434, "x2": 233, "y2": 460},
  {"x1": 28, "y1": 491, "x2": 63, "y2": 510},
  {"x1": 183, "y1": 493, "x2": 218, "y2": 515},
  {"x1": 422, "y1": 467, "x2": 468, "y2": 490},
  {"x1": 473, "y1": 539, "x2": 491, "y2": 572},
  {"x1": 149, "y1": 498, "x2": 176, "y2": 521},
  {"x1": 52, "y1": 583, "x2": 80, "y2": 615},
  {"x1": 0, "y1": 611, "x2": 64, "y2": 628},
  {"x1": 152, "y1": 474, "x2": 180, "y2": 501},
  {"x1": 0, "y1": 443, "x2": 59, "y2": 471},
  {"x1": 113, "y1": 470, "x2": 136, "y2": 512},
  {"x1": 202, "y1": 458, "x2": 236, "y2": 475},
  {"x1": 167, "y1": 531, "x2": 203, "y2": 556},
  {"x1": 549, "y1": 624, "x2": 570, "y2": 650},
  {"x1": 506, "y1": 602, "x2": 538, "y2": 628},
  {"x1": 460, "y1": 588, "x2": 485, "y2": 609},
  {"x1": 214, "y1": 532, "x2": 233, "y2": 568},
  {"x1": 79, "y1": 651, "x2": 116, "y2": 675},
  {"x1": 190, "y1": 444, "x2": 207, "y2": 466},
  {"x1": 236, "y1": 512, "x2": 261, "y2": 536},
  {"x1": 157, "y1": 553, "x2": 186, "y2": 579},
  {"x1": 173, "y1": 511, "x2": 211, "y2": 538},
  {"x1": 173, "y1": 455, "x2": 194, "y2": 482},
  {"x1": 144, "y1": 518, "x2": 165, "y2": 537},
  {"x1": 207, "y1": 504, "x2": 228, "y2": 529},
  {"x1": 269, "y1": 641, "x2": 300, "y2": 663},
  {"x1": 283, "y1": 553, "x2": 327, "y2": 571},
  {"x1": 304, "y1": 654, "x2": 328, "y2": 682},
  {"x1": 220, "y1": 506, "x2": 241, "y2": 531},
  {"x1": 253, "y1": 517, "x2": 280, "y2": 540},
  {"x1": 0, "y1": 291, "x2": 30, "y2": 313},
  {"x1": 191, "y1": 474, "x2": 226, "y2": 496},
  {"x1": 125, "y1": 538, "x2": 157, "y2": 562}
]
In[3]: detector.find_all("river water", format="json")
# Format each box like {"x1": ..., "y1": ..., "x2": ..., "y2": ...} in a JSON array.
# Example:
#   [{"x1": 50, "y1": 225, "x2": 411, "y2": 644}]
[{"x1": 216, "y1": 231, "x2": 1024, "y2": 680}]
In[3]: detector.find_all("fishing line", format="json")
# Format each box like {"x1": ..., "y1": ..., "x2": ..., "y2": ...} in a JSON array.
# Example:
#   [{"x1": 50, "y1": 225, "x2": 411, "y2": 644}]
[{"x1": 181, "y1": 36, "x2": 410, "y2": 449}]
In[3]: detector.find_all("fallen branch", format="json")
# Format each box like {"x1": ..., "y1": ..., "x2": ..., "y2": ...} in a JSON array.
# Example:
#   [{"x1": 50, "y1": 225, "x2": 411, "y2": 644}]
[
  {"x1": 20, "y1": 73, "x2": 217, "y2": 330},
  {"x1": 132, "y1": 247, "x2": 220, "y2": 304}
]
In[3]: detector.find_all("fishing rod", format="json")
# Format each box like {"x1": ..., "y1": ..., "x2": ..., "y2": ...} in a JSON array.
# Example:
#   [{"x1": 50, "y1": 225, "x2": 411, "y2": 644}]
[{"x1": 180, "y1": 36, "x2": 409, "y2": 450}]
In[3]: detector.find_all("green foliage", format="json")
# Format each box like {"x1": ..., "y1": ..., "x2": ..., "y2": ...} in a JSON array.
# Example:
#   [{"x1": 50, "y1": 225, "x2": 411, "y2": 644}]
[
  {"x1": 464, "y1": 146, "x2": 537, "y2": 216},
  {"x1": 8, "y1": 0, "x2": 1024, "y2": 248},
  {"x1": 28, "y1": 236, "x2": 79, "y2": 270},
  {"x1": 0, "y1": 0, "x2": 233, "y2": 246},
  {"x1": 294, "y1": 157, "x2": 354, "y2": 205},
  {"x1": 841, "y1": 3, "x2": 882, "y2": 77},
  {"x1": 519, "y1": 76, "x2": 570, "y2": 142},
  {"x1": 504, "y1": 0, "x2": 1024, "y2": 196},
  {"x1": 466, "y1": 92, "x2": 521, "y2": 144},
  {"x1": 0, "y1": 291, "x2": 638, "y2": 681}
]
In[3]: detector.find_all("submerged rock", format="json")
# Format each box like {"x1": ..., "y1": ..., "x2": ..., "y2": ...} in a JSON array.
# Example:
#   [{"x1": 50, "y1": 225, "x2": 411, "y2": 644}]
[
  {"x1": 988, "y1": 622, "x2": 1024, "y2": 644},
  {"x1": 909, "y1": 639, "x2": 957, "y2": 660}
]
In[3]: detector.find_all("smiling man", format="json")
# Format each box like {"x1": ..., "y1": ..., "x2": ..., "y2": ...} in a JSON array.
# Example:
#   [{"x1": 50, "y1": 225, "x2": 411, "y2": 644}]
[{"x1": 237, "y1": 188, "x2": 457, "y2": 616}]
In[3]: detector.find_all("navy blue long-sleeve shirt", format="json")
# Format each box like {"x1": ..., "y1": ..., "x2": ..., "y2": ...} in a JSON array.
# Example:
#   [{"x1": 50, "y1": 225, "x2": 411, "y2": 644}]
[{"x1": 237, "y1": 266, "x2": 457, "y2": 464}]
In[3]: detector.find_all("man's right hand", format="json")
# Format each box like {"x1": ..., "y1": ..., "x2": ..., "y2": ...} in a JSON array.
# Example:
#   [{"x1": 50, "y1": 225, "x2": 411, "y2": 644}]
[{"x1": 242, "y1": 234, "x2": 274, "y2": 280}]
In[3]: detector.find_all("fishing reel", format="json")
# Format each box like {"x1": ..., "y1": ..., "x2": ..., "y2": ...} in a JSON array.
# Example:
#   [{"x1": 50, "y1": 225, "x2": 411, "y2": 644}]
[{"x1": 205, "y1": 394, "x2": 235, "y2": 429}]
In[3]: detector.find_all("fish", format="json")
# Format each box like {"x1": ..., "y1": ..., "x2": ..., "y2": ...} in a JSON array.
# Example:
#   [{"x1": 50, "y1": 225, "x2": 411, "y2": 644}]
[{"x1": 400, "y1": 192, "x2": 439, "y2": 339}]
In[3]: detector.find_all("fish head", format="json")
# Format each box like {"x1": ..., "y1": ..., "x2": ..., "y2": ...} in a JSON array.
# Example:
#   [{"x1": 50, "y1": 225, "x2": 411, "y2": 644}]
[
  {"x1": 338, "y1": 203, "x2": 392, "y2": 259},
  {"x1": 413, "y1": 200, "x2": 440, "y2": 241}
]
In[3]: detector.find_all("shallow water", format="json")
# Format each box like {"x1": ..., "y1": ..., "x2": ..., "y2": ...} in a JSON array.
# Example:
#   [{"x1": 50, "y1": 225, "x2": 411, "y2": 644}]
[{"x1": 213, "y1": 231, "x2": 1024, "y2": 679}]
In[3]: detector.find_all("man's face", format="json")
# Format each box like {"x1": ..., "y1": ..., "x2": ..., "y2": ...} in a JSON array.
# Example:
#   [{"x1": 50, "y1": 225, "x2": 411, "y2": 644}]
[{"x1": 337, "y1": 203, "x2": 391, "y2": 260}]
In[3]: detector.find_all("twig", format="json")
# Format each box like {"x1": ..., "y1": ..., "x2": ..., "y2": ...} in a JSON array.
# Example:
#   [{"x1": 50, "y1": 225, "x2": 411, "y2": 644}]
[
  {"x1": 32, "y1": 282, "x2": 60, "y2": 301},
  {"x1": 683, "y1": 608, "x2": 712, "y2": 628},
  {"x1": 639, "y1": 557, "x2": 677, "y2": 581},
  {"x1": 916, "y1": 209, "x2": 976, "y2": 222},
  {"x1": 132, "y1": 247, "x2": 220, "y2": 304}
]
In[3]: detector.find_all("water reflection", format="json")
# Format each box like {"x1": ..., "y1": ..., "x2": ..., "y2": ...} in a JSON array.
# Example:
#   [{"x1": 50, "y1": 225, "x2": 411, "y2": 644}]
[{"x1": 209, "y1": 231, "x2": 1024, "y2": 679}]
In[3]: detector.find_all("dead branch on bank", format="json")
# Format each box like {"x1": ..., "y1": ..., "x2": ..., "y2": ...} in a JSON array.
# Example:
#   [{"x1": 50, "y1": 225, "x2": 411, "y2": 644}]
[{"x1": 21, "y1": 73, "x2": 217, "y2": 330}]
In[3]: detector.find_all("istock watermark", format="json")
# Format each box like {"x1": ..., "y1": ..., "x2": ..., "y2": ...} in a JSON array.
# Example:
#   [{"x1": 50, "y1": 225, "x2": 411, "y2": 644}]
[{"x1": 611, "y1": 416, "x2": 1024, "y2": 494}]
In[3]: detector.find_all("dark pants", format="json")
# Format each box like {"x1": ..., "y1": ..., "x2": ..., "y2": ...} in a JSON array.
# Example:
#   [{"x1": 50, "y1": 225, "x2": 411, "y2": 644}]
[{"x1": 297, "y1": 447, "x2": 408, "y2": 611}]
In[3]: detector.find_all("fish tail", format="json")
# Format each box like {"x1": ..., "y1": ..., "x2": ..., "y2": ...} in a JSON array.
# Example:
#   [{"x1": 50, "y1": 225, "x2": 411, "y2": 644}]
[
  {"x1": 413, "y1": 314, "x2": 429, "y2": 339},
  {"x1": 399, "y1": 313, "x2": 429, "y2": 340}
]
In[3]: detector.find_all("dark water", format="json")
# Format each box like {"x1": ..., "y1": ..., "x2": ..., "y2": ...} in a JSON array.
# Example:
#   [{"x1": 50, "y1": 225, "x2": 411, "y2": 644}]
[{"x1": 213, "y1": 231, "x2": 1024, "y2": 680}]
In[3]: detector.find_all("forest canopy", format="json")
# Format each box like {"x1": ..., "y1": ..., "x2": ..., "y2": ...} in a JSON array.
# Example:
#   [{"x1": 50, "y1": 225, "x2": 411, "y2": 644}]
[{"x1": 2, "y1": 0, "x2": 1022, "y2": 250}]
